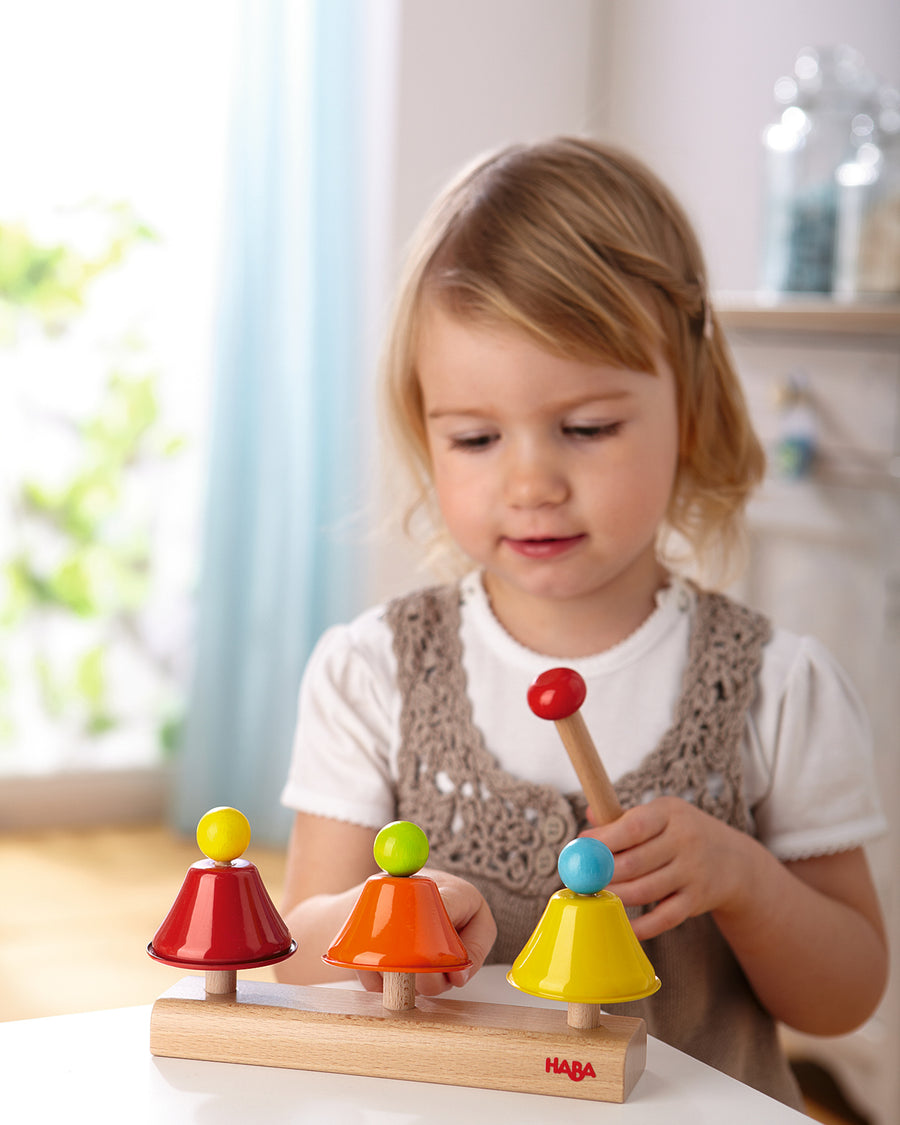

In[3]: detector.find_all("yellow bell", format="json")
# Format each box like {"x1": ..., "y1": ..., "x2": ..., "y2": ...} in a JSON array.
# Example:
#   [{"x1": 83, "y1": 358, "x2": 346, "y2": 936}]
[{"x1": 508, "y1": 838, "x2": 660, "y2": 1006}]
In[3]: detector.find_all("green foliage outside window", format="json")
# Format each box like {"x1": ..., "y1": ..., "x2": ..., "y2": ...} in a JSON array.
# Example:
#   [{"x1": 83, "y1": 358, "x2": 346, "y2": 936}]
[{"x1": 0, "y1": 203, "x2": 186, "y2": 764}]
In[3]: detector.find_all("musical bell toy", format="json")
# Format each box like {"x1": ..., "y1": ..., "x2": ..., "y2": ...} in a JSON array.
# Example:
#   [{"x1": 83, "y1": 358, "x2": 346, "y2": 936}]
[
  {"x1": 323, "y1": 820, "x2": 472, "y2": 1009},
  {"x1": 148, "y1": 806, "x2": 296, "y2": 994},
  {"x1": 508, "y1": 837, "x2": 660, "y2": 1028},
  {"x1": 149, "y1": 817, "x2": 650, "y2": 1102}
]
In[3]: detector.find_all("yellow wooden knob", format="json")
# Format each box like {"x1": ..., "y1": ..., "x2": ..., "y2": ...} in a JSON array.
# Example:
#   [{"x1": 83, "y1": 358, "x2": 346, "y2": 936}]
[{"x1": 196, "y1": 807, "x2": 251, "y2": 863}]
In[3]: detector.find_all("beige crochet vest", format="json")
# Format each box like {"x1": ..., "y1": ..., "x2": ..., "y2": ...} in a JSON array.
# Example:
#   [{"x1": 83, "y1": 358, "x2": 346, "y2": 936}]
[{"x1": 386, "y1": 583, "x2": 803, "y2": 1109}]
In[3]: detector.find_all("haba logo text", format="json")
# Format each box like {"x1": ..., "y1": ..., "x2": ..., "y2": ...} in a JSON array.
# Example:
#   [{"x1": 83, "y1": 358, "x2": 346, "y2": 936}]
[{"x1": 545, "y1": 1056, "x2": 597, "y2": 1082}]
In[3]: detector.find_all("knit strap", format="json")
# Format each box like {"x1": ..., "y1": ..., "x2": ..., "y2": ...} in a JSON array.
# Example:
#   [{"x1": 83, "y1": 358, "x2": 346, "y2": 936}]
[{"x1": 614, "y1": 588, "x2": 771, "y2": 831}]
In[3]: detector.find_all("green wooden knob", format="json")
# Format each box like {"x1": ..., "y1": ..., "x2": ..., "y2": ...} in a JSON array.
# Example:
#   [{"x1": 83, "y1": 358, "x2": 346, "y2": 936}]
[{"x1": 374, "y1": 821, "x2": 429, "y2": 876}]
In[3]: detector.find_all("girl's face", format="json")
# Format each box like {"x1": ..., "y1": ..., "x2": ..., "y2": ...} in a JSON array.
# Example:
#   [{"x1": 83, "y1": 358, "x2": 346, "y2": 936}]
[{"x1": 417, "y1": 303, "x2": 680, "y2": 655}]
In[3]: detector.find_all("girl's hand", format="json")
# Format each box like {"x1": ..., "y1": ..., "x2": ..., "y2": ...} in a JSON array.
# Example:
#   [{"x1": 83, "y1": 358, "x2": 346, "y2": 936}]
[
  {"x1": 357, "y1": 868, "x2": 497, "y2": 998},
  {"x1": 584, "y1": 796, "x2": 756, "y2": 941}
]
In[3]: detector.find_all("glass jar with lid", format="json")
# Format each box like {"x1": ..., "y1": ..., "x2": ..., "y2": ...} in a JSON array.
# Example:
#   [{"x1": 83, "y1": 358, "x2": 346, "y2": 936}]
[
  {"x1": 760, "y1": 45, "x2": 877, "y2": 295},
  {"x1": 834, "y1": 86, "x2": 900, "y2": 298}
]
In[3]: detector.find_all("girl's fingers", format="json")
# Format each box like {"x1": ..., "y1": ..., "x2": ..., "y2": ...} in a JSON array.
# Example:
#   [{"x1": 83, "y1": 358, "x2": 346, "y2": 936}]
[
  {"x1": 583, "y1": 800, "x2": 670, "y2": 853},
  {"x1": 446, "y1": 966, "x2": 475, "y2": 988},
  {"x1": 609, "y1": 831, "x2": 677, "y2": 884},
  {"x1": 428, "y1": 869, "x2": 498, "y2": 975},
  {"x1": 611, "y1": 859, "x2": 682, "y2": 910},
  {"x1": 415, "y1": 972, "x2": 454, "y2": 996},
  {"x1": 629, "y1": 893, "x2": 693, "y2": 941},
  {"x1": 457, "y1": 904, "x2": 498, "y2": 968},
  {"x1": 356, "y1": 970, "x2": 384, "y2": 993}
]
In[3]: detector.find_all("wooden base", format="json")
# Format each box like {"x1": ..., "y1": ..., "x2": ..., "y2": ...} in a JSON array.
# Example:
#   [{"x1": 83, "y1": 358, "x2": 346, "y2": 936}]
[{"x1": 150, "y1": 977, "x2": 646, "y2": 1103}]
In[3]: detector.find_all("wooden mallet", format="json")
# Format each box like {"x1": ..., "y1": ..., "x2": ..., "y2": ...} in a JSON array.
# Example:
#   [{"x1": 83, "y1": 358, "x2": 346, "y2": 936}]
[{"x1": 527, "y1": 667, "x2": 623, "y2": 825}]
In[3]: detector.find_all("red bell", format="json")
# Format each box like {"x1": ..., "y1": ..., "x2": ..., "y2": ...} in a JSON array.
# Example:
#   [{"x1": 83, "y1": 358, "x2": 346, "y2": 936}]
[
  {"x1": 148, "y1": 807, "x2": 296, "y2": 972},
  {"x1": 148, "y1": 858, "x2": 296, "y2": 970}
]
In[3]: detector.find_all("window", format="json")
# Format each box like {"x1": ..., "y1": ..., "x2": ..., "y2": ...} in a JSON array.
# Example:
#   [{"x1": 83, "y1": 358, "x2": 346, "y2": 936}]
[{"x1": 0, "y1": 1, "x2": 238, "y2": 779}]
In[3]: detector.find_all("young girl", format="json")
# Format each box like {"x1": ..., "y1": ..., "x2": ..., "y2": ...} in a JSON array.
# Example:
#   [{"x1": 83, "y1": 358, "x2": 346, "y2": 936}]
[{"x1": 277, "y1": 137, "x2": 888, "y2": 1107}]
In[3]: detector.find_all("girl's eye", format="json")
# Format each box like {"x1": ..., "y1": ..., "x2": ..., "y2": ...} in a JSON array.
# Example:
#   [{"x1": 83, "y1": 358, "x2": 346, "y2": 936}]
[
  {"x1": 448, "y1": 432, "x2": 498, "y2": 451},
  {"x1": 563, "y1": 421, "x2": 622, "y2": 440}
]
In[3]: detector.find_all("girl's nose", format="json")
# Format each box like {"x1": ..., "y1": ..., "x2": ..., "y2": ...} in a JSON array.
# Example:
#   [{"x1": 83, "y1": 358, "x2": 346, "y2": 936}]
[{"x1": 503, "y1": 446, "x2": 568, "y2": 508}]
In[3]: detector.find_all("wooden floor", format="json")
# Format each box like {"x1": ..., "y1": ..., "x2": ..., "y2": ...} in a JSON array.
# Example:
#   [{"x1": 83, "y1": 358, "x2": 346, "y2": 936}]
[{"x1": 0, "y1": 824, "x2": 865, "y2": 1123}]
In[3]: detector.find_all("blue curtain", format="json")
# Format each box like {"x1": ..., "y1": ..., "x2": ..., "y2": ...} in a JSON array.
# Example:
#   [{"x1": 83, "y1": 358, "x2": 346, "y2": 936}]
[{"x1": 172, "y1": 0, "x2": 368, "y2": 845}]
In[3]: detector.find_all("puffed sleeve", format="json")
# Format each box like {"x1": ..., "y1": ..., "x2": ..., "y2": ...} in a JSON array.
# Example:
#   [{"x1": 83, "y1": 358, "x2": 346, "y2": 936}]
[
  {"x1": 280, "y1": 606, "x2": 399, "y2": 829},
  {"x1": 748, "y1": 631, "x2": 888, "y2": 861}
]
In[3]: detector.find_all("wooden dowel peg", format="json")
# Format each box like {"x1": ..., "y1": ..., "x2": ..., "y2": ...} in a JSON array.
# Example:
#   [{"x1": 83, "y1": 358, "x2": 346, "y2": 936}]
[
  {"x1": 382, "y1": 971, "x2": 416, "y2": 1011},
  {"x1": 528, "y1": 668, "x2": 623, "y2": 825},
  {"x1": 567, "y1": 1002, "x2": 604, "y2": 1030},
  {"x1": 205, "y1": 970, "x2": 237, "y2": 995}
]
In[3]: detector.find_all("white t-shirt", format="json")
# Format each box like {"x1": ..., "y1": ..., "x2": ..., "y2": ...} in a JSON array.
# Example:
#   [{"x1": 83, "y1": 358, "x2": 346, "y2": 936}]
[{"x1": 281, "y1": 572, "x2": 886, "y2": 862}]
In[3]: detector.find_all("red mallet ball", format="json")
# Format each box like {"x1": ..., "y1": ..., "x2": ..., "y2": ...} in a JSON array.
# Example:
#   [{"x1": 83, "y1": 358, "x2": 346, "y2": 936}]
[{"x1": 527, "y1": 667, "x2": 587, "y2": 721}]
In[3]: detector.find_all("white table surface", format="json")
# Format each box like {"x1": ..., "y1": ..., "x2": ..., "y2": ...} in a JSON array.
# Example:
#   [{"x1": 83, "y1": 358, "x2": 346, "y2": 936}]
[{"x1": 1, "y1": 966, "x2": 809, "y2": 1124}]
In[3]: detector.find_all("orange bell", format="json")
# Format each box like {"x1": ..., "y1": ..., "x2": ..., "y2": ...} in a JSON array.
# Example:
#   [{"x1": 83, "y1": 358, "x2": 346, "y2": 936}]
[
  {"x1": 323, "y1": 821, "x2": 471, "y2": 1013},
  {"x1": 323, "y1": 871, "x2": 471, "y2": 973}
]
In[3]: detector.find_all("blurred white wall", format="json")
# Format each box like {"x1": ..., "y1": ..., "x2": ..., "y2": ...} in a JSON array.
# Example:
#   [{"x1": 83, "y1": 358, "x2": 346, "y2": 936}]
[
  {"x1": 364, "y1": 0, "x2": 900, "y2": 603},
  {"x1": 389, "y1": 0, "x2": 604, "y2": 273},
  {"x1": 365, "y1": 0, "x2": 607, "y2": 601}
]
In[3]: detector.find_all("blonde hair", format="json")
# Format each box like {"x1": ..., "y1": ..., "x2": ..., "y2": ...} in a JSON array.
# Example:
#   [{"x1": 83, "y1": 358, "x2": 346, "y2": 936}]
[{"x1": 381, "y1": 136, "x2": 764, "y2": 587}]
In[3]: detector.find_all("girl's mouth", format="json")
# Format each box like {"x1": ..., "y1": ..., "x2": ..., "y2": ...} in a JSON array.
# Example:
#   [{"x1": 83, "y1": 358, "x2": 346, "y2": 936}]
[{"x1": 504, "y1": 535, "x2": 586, "y2": 559}]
